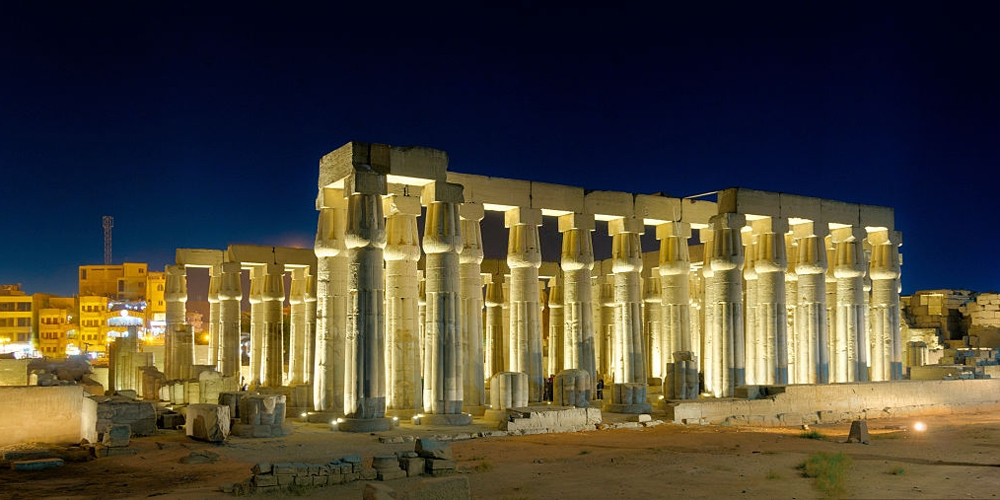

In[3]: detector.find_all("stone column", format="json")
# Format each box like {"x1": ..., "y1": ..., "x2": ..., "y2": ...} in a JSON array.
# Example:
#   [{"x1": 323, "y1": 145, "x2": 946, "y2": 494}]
[
  {"x1": 506, "y1": 207, "x2": 544, "y2": 402},
  {"x1": 422, "y1": 182, "x2": 470, "y2": 424},
  {"x1": 742, "y1": 231, "x2": 761, "y2": 385},
  {"x1": 753, "y1": 217, "x2": 789, "y2": 385},
  {"x1": 700, "y1": 231, "x2": 716, "y2": 395},
  {"x1": 484, "y1": 274, "x2": 505, "y2": 382},
  {"x1": 606, "y1": 216, "x2": 650, "y2": 413},
  {"x1": 793, "y1": 223, "x2": 829, "y2": 384},
  {"x1": 785, "y1": 234, "x2": 799, "y2": 383},
  {"x1": 207, "y1": 268, "x2": 221, "y2": 369},
  {"x1": 643, "y1": 273, "x2": 662, "y2": 380},
  {"x1": 164, "y1": 264, "x2": 189, "y2": 380},
  {"x1": 824, "y1": 236, "x2": 838, "y2": 381},
  {"x1": 657, "y1": 222, "x2": 692, "y2": 396},
  {"x1": 599, "y1": 276, "x2": 615, "y2": 383},
  {"x1": 832, "y1": 226, "x2": 868, "y2": 382},
  {"x1": 288, "y1": 267, "x2": 308, "y2": 386},
  {"x1": 548, "y1": 279, "x2": 565, "y2": 377},
  {"x1": 261, "y1": 263, "x2": 285, "y2": 387},
  {"x1": 869, "y1": 230, "x2": 903, "y2": 381},
  {"x1": 383, "y1": 193, "x2": 422, "y2": 416},
  {"x1": 342, "y1": 172, "x2": 389, "y2": 430},
  {"x1": 303, "y1": 270, "x2": 316, "y2": 385},
  {"x1": 459, "y1": 203, "x2": 486, "y2": 414},
  {"x1": 708, "y1": 213, "x2": 746, "y2": 397},
  {"x1": 217, "y1": 262, "x2": 243, "y2": 379},
  {"x1": 248, "y1": 265, "x2": 264, "y2": 387},
  {"x1": 314, "y1": 192, "x2": 348, "y2": 414},
  {"x1": 559, "y1": 212, "x2": 597, "y2": 392}
]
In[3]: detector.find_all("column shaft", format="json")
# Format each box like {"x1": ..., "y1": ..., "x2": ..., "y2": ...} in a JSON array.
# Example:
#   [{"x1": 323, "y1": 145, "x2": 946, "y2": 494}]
[
  {"x1": 833, "y1": 229, "x2": 868, "y2": 382},
  {"x1": 217, "y1": 262, "x2": 243, "y2": 379},
  {"x1": 560, "y1": 217, "x2": 596, "y2": 392},
  {"x1": 423, "y1": 201, "x2": 463, "y2": 414},
  {"x1": 207, "y1": 271, "x2": 221, "y2": 369},
  {"x1": 261, "y1": 263, "x2": 285, "y2": 387},
  {"x1": 164, "y1": 264, "x2": 189, "y2": 380},
  {"x1": 288, "y1": 268, "x2": 307, "y2": 385},
  {"x1": 507, "y1": 208, "x2": 543, "y2": 401},
  {"x1": 248, "y1": 266, "x2": 264, "y2": 387},
  {"x1": 459, "y1": 207, "x2": 485, "y2": 411},
  {"x1": 708, "y1": 213, "x2": 745, "y2": 397},
  {"x1": 384, "y1": 197, "x2": 421, "y2": 413},
  {"x1": 611, "y1": 230, "x2": 645, "y2": 386},
  {"x1": 314, "y1": 202, "x2": 348, "y2": 413},
  {"x1": 484, "y1": 276, "x2": 505, "y2": 381}
]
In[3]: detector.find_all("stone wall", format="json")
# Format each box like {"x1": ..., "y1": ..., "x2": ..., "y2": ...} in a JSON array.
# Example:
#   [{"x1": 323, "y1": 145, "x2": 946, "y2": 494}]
[
  {"x1": 903, "y1": 289, "x2": 973, "y2": 342},
  {"x1": 0, "y1": 386, "x2": 97, "y2": 446},
  {"x1": 667, "y1": 379, "x2": 1000, "y2": 426},
  {"x1": 0, "y1": 358, "x2": 30, "y2": 386}
]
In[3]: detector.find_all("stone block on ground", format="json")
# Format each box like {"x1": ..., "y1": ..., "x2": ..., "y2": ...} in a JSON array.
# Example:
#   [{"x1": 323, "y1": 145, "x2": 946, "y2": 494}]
[
  {"x1": 402, "y1": 475, "x2": 471, "y2": 500},
  {"x1": 425, "y1": 458, "x2": 456, "y2": 476},
  {"x1": 102, "y1": 424, "x2": 130, "y2": 448},
  {"x1": 185, "y1": 404, "x2": 231, "y2": 442},
  {"x1": 415, "y1": 438, "x2": 452, "y2": 459},
  {"x1": 847, "y1": 419, "x2": 871, "y2": 444},
  {"x1": 11, "y1": 458, "x2": 65, "y2": 471}
]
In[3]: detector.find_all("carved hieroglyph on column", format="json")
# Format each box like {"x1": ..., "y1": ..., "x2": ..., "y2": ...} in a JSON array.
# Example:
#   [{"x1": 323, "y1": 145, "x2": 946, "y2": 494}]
[
  {"x1": 288, "y1": 267, "x2": 308, "y2": 386},
  {"x1": 217, "y1": 262, "x2": 243, "y2": 379},
  {"x1": 708, "y1": 213, "x2": 745, "y2": 397},
  {"x1": 559, "y1": 212, "x2": 597, "y2": 392},
  {"x1": 657, "y1": 221, "x2": 692, "y2": 396},
  {"x1": 422, "y1": 182, "x2": 470, "y2": 423},
  {"x1": 605, "y1": 216, "x2": 650, "y2": 413},
  {"x1": 484, "y1": 274, "x2": 505, "y2": 382},
  {"x1": 261, "y1": 263, "x2": 285, "y2": 387},
  {"x1": 459, "y1": 202, "x2": 486, "y2": 413},
  {"x1": 753, "y1": 217, "x2": 789, "y2": 385},
  {"x1": 383, "y1": 193, "x2": 421, "y2": 416},
  {"x1": 164, "y1": 264, "x2": 189, "y2": 380},
  {"x1": 832, "y1": 226, "x2": 868, "y2": 382},
  {"x1": 793, "y1": 223, "x2": 828, "y2": 384},
  {"x1": 314, "y1": 191, "x2": 348, "y2": 414},
  {"x1": 506, "y1": 207, "x2": 544, "y2": 402},
  {"x1": 869, "y1": 229, "x2": 902, "y2": 381},
  {"x1": 343, "y1": 172, "x2": 389, "y2": 427}
]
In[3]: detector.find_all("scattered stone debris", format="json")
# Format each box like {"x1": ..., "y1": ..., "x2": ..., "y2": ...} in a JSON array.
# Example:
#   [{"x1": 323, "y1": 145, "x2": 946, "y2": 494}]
[{"x1": 10, "y1": 458, "x2": 65, "y2": 471}]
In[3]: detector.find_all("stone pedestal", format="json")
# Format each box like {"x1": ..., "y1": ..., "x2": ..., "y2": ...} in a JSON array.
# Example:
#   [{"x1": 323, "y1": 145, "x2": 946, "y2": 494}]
[
  {"x1": 603, "y1": 382, "x2": 651, "y2": 413},
  {"x1": 553, "y1": 369, "x2": 590, "y2": 407},
  {"x1": 185, "y1": 404, "x2": 230, "y2": 442}
]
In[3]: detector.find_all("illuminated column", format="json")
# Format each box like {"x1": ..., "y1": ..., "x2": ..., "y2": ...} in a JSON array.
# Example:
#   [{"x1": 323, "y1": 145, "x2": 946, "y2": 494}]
[
  {"x1": 217, "y1": 262, "x2": 243, "y2": 379},
  {"x1": 559, "y1": 213, "x2": 597, "y2": 392},
  {"x1": 657, "y1": 222, "x2": 692, "y2": 393},
  {"x1": 303, "y1": 271, "x2": 316, "y2": 385},
  {"x1": 606, "y1": 216, "x2": 650, "y2": 413},
  {"x1": 832, "y1": 226, "x2": 868, "y2": 382},
  {"x1": 383, "y1": 193, "x2": 422, "y2": 416},
  {"x1": 793, "y1": 223, "x2": 828, "y2": 384},
  {"x1": 422, "y1": 182, "x2": 469, "y2": 423},
  {"x1": 753, "y1": 217, "x2": 788, "y2": 385},
  {"x1": 700, "y1": 231, "x2": 716, "y2": 395},
  {"x1": 506, "y1": 207, "x2": 544, "y2": 402},
  {"x1": 418, "y1": 272, "x2": 426, "y2": 372},
  {"x1": 824, "y1": 237, "x2": 838, "y2": 382},
  {"x1": 548, "y1": 279, "x2": 565, "y2": 377},
  {"x1": 708, "y1": 213, "x2": 746, "y2": 397},
  {"x1": 260, "y1": 263, "x2": 284, "y2": 387},
  {"x1": 288, "y1": 267, "x2": 307, "y2": 385},
  {"x1": 248, "y1": 266, "x2": 264, "y2": 387},
  {"x1": 207, "y1": 268, "x2": 221, "y2": 369},
  {"x1": 742, "y1": 231, "x2": 760, "y2": 385},
  {"x1": 688, "y1": 262, "x2": 704, "y2": 370},
  {"x1": 459, "y1": 203, "x2": 486, "y2": 413},
  {"x1": 643, "y1": 274, "x2": 661, "y2": 380},
  {"x1": 342, "y1": 172, "x2": 389, "y2": 429},
  {"x1": 869, "y1": 230, "x2": 903, "y2": 381},
  {"x1": 599, "y1": 277, "x2": 615, "y2": 383},
  {"x1": 314, "y1": 193, "x2": 348, "y2": 414},
  {"x1": 164, "y1": 264, "x2": 189, "y2": 380},
  {"x1": 484, "y1": 274, "x2": 505, "y2": 381},
  {"x1": 785, "y1": 235, "x2": 799, "y2": 383}
]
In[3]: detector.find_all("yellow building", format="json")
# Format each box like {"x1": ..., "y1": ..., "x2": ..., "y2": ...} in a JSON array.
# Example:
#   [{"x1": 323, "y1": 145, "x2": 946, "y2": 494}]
[
  {"x1": 79, "y1": 263, "x2": 149, "y2": 301},
  {"x1": 78, "y1": 295, "x2": 111, "y2": 355},
  {"x1": 0, "y1": 285, "x2": 34, "y2": 355},
  {"x1": 38, "y1": 302, "x2": 74, "y2": 358},
  {"x1": 145, "y1": 271, "x2": 166, "y2": 339}
]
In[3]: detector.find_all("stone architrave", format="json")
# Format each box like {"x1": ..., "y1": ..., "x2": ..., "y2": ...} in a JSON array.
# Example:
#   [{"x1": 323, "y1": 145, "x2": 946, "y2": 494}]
[
  {"x1": 383, "y1": 193, "x2": 422, "y2": 416},
  {"x1": 753, "y1": 217, "x2": 789, "y2": 385},
  {"x1": 657, "y1": 221, "x2": 692, "y2": 397},
  {"x1": 217, "y1": 262, "x2": 243, "y2": 379},
  {"x1": 832, "y1": 226, "x2": 868, "y2": 383},
  {"x1": 708, "y1": 213, "x2": 745, "y2": 397},
  {"x1": 260, "y1": 263, "x2": 285, "y2": 387},
  {"x1": 506, "y1": 207, "x2": 544, "y2": 402},
  {"x1": 164, "y1": 264, "x2": 189, "y2": 380},
  {"x1": 342, "y1": 171, "x2": 389, "y2": 428},
  {"x1": 314, "y1": 191, "x2": 348, "y2": 414},
  {"x1": 869, "y1": 230, "x2": 902, "y2": 381},
  {"x1": 793, "y1": 223, "x2": 829, "y2": 384},
  {"x1": 559, "y1": 212, "x2": 597, "y2": 394},
  {"x1": 458, "y1": 202, "x2": 486, "y2": 413}
]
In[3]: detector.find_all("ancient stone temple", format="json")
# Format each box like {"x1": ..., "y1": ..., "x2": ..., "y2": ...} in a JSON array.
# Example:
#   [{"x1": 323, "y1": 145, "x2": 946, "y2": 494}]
[{"x1": 159, "y1": 141, "x2": 903, "y2": 430}]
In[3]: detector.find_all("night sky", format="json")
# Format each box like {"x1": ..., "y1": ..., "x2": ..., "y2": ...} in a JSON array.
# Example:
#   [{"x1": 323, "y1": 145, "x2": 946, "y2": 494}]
[{"x1": 2, "y1": 3, "x2": 998, "y2": 298}]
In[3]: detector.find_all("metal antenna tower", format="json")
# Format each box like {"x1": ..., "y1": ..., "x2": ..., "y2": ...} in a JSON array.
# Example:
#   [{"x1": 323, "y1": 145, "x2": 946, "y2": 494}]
[{"x1": 103, "y1": 216, "x2": 114, "y2": 265}]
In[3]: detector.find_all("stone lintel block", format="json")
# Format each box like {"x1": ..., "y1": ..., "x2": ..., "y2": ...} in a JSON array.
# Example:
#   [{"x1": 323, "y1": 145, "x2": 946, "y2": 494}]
[
  {"x1": 174, "y1": 248, "x2": 224, "y2": 268},
  {"x1": 529, "y1": 181, "x2": 585, "y2": 214},
  {"x1": 717, "y1": 188, "x2": 779, "y2": 217},
  {"x1": 655, "y1": 221, "x2": 691, "y2": 240},
  {"x1": 421, "y1": 181, "x2": 465, "y2": 204},
  {"x1": 750, "y1": 216, "x2": 789, "y2": 235},
  {"x1": 458, "y1": 201, "x2": 485, "y2": 221},
  {"x1": 584, "y1": 190, "x2": 634, "y2": 219},
  {"x1": 860, "y1": 204, "x2": 894, "y2": 230},
  {"x1": 504, "y1": 207, "x2": 543, "y2": 228},
  {"x1": 778, "y1": 193, "x2": 822, "y2": 222},
  {"x1": 345, "y1": 170, "x2": 388, "y2": 196},
  {"x1": 791, "y1": 221, "x2": 829, "y2": 239},
  {"x1": 710, "y1": 212, "x2": 746, "y2": 230},
  {"x1": 557, "y1": 212, "x2": 595, "y2": 233},
  {"x1": 635, "y1": 194, "x2": 680, "y2": 224},
  {"x1": 319, "y1": 142, "x2": 447, "y2": 190},
  {"x1": 608, "y1": 215, "x2": 644, "y2": 236},
  {"x1": 448, "y1": 172, "x2": 530, "y2": 208},
  {"x1": 382, "y1": 193, "x2": 422, "y2": 216},
  {"x1": 820, "y1": 199, "x2": 861, "y2": 227},
  {"x1": 830, "y1": 226, "x2": 866, "y2": 243},
  {"x1": 680, "y1": 198, "x2": 716, "y2": 226}
]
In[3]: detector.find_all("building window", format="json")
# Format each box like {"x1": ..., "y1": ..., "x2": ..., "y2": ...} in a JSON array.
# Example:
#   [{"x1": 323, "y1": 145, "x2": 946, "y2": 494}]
[
  {"x1": 17, "y1": 318, "x2": 29, "y2": 327},
  {"x1": 81, "y1": 270, "x2": 87, "y2": 280},
  {"x1": 16, "y1": 303, "x2": 30, "y2": 311}
]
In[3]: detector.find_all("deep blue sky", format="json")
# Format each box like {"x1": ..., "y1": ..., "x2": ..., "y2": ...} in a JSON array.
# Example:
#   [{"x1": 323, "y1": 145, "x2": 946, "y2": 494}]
[{"x1": 2, "y1": 2, "x2": 998, "y2": 297}]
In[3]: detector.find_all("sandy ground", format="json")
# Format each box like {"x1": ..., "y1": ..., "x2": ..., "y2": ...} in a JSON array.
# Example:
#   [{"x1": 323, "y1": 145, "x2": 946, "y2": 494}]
[{"x1": 2, "y1": 405, "x2": 1000, "y2": 500}]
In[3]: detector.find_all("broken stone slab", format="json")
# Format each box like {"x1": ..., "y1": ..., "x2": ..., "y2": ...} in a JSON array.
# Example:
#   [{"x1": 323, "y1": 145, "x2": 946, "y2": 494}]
[
  {"x1": 102, "y1": 424, "x2": 130, "y2": 448},
  {"x1": 185, "y1": 404, "x2": 231, "y2": 442},
  {"x1": 425, "y1": 458, "x2": 457, "y2": 476},
  {"x1": 415, "y1": 438, "x2": 452, "y2": 460},
  {"x1": 399, "y1": 457, "x2": 425, "y2": 477},
  {"x1": 11, "y1": 458, "x2": 65, "y2": 471},
  {"x1": 402, "y1": 475, "x2": 471, "y2": 500}
]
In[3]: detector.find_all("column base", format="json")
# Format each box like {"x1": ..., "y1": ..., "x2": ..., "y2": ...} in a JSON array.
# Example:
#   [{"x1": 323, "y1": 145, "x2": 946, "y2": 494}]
[
  {"x1": 603, "y1": 402, "x2": 652, "y2": 414},
  {"x1": 335, "y1": 417, "x2": 392, "y2": 433},
  {"x1": 413, "y1": 413, "x2": 473, "y2": 426}
]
